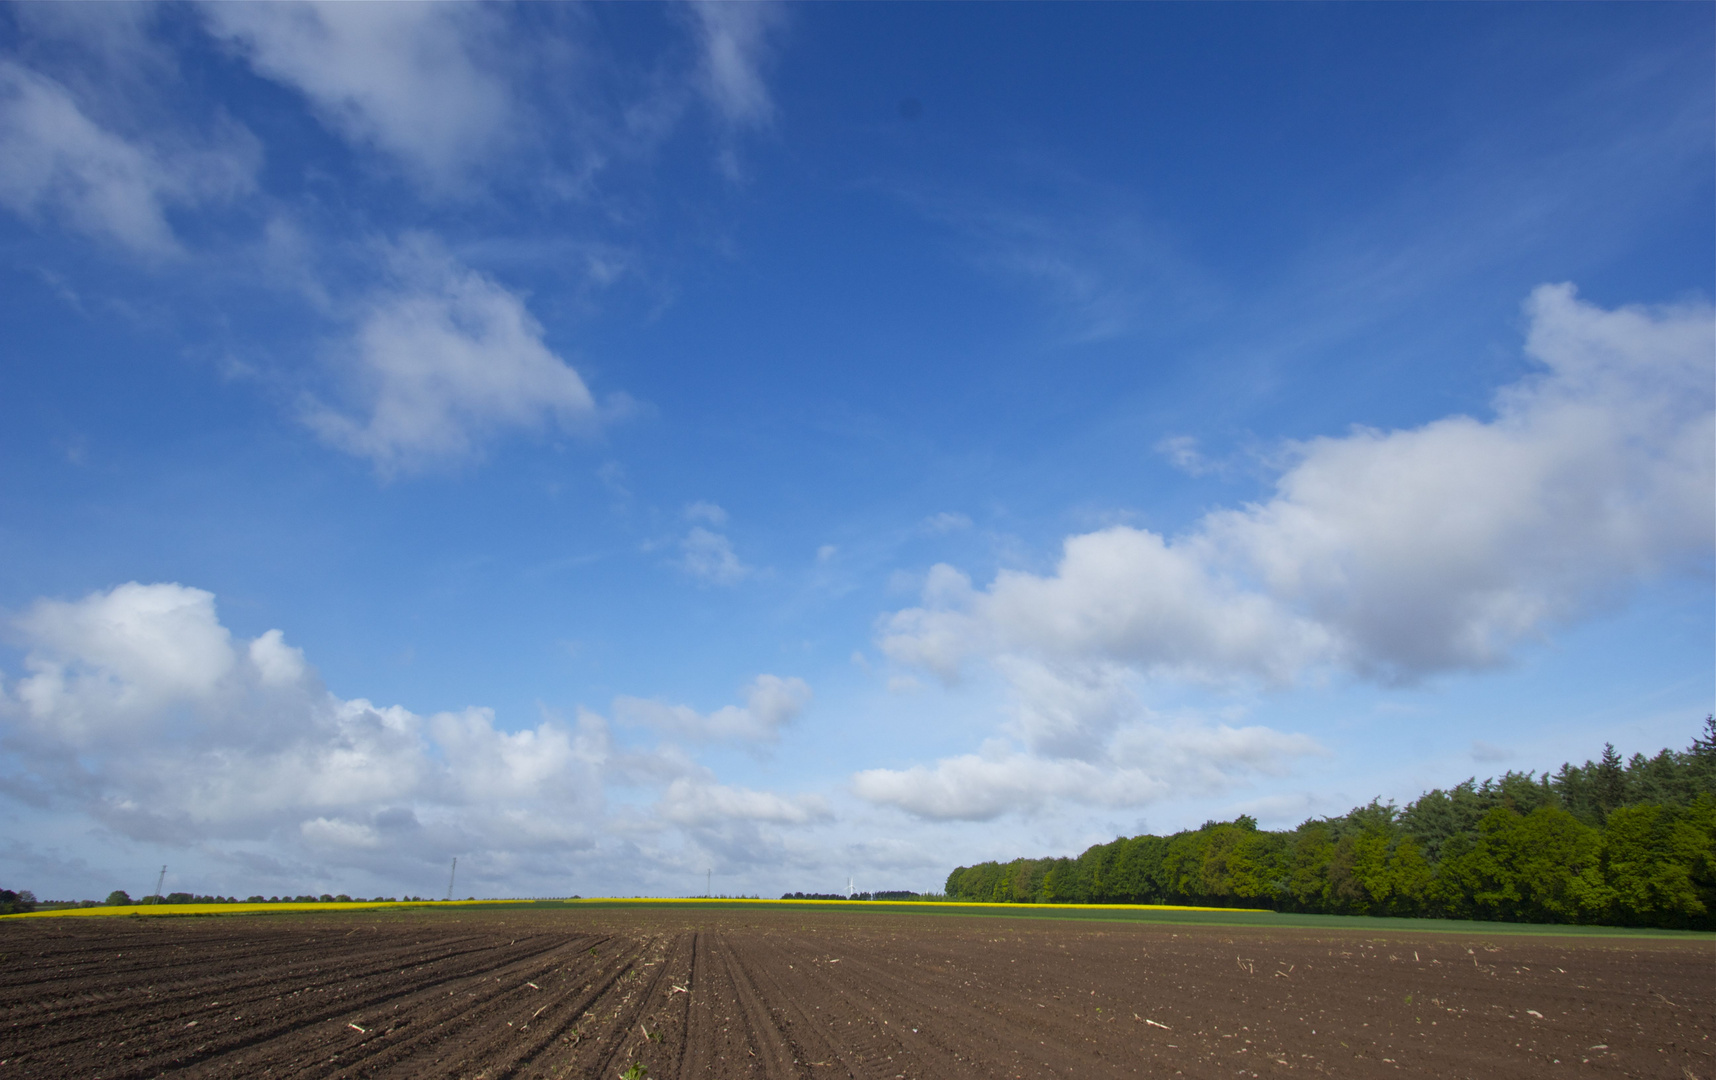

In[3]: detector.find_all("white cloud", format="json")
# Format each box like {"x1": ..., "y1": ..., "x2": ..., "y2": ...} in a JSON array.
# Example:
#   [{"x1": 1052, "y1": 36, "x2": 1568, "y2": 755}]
[
  {"x1": 1202, "y1": 283, "x2": 1713, "y2": 678},
  {"x1": 0, "y1": 576, "x2": 833, "y2": 885},
  {"x1": 685, "y1": 500, "x2": 729, "y2": 525},
  {"x1": 922, "y1": 511, "x2": 973, "y2": 534},
  {"x1": 656, "y1": 778, "x2": 829, "y2": 827},
  {"x1": 863, "y1": 284, "x2": 1708, "y2": 821},
  {"x1": 0, "y1": 60, "x2": 255, "y2": 254},
  {"x1": 13, "y1": 582, "x2": 236, "y2": 739},
  {"x1": 1156, "y1": 435, "x2": 1220, "y2": 477},
  {"x1": 690, "y1": 2, "x2": 778, "y2": 130},
  {"x1": 882, "y1": 285, "x2": 1713, "y2": 689},
  {"x1": 207, "y1": 1, "x2": 786, "y2": 195},
  {"x1": 1, "y1": 582, "x2": 601, "y2": 856},
  {"x1": 854, "y1": 722, "x2": 1321, "y2": 822},
  {"x1": 248, "y1": 629, "x2": 306, "y2": 688},
  {"x1": 688, "y1": 1, "x2": 782, "y2": 180},
  {"x1": 993, "y1": 657, "x2": 1135, "y2": 760},
  {"x1": 677, "y1": 526, "x2": 750, "y2": 585},
  {"x1": 300, "y1": 815, "x2": 383, "y2": 850},
  {"x1": 0, "y1": 585, "x2": 838, "y2": 894},
  {"x1": 202, "y1": 2, "x2": 513, "y2": 191},
  {"x1": 303, "y1": 236, "x2": 598, "y2": 474},
  {"x1": 614, "y1": 674, "x2": 811, "y2": 743},
  {"x1": 854, "y1": 752, "x2": 1150, "y2": 822}
]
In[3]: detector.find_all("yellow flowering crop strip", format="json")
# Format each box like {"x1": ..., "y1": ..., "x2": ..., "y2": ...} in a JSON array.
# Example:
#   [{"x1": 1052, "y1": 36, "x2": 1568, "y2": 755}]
[
  {"x1": 0, "y1": 899, "x2": 534, "y2": 920},
  {"x1": 2, "y1": 897, "x2": 1270, "y2": 920}
]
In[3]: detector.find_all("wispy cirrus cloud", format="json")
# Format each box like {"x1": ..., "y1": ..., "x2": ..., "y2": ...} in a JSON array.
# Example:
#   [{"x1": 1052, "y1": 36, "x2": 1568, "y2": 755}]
[
  {"x1": 886, "y1": 169, "x2": 1223, "y2": 343},
  {"x1": 667, "y1": 503, "x2": 752, "y2": 586},
  {"x1": 690, "y1": 1, "x2": 780, "y2": 130},
  {"x1": 687, "y1": 1, "x2": 783, "y2": 179},
  {"x1": 202, "y1": 2, "x2": 516, "y2": 193},
  {"x1": 0, "y1": 59, "x2": 256, "y2": 255},
  {"x1": 301, "y1": 234, "x2": 599, "y2": 475}
]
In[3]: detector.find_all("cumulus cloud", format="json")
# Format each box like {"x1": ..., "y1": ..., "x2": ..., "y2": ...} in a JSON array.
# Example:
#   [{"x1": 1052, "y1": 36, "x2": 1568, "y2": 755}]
[
  {"x1": 0, "y1": 583, "x2": 833, "y2": 893},
  {"x1": 202, "y1": 2, "x2": 513, "y2": 191},
  {"x1": 864, "y1": 284, "x2": 1710, "y2": 820},
  {"x1": 0, "y1": 582, "x2": 604, "y2": 858},
  {"x1": 853, "y1": 751, "x2": 1138, "y2": 822},
  {"x1": 883, "y1": 285, "x2": 1712, "y2": 687},
  {"x1": 853, "y1": 720, "x2": 1320, "y2": 822},
  {"x1": 0, "y1": 60, "x2": 255, "y2": 254},
  {"x1": 1202, "y1": 283, "x2": 1713, "y2": 677},
  {"x1": 677, "y1": 526, "x2": 750, "y2": 585},
  {"x1": 303, "y1": 236, "x2": 598, "y2": 474},
  {"x1": 614, "y1": 674, "x2": 811, "y2": 743},
  {"x1": 656, "y1": 778, "x2": 829, "y2": 826},
  {"x1": 11, "y1": 582, "x2": 237, "y2": 742}
]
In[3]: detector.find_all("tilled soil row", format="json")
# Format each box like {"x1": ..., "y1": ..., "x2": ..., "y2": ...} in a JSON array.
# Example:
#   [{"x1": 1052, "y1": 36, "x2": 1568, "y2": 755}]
[{"x1": 0, "y1": 908, "x2": 1709, "y2": 1079}]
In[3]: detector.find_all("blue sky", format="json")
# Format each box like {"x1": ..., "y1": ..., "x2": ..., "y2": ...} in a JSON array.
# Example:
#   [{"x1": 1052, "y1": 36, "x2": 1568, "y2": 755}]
[{"x1": 0, "y1": 2, "x2": 1710, "y2": 902}]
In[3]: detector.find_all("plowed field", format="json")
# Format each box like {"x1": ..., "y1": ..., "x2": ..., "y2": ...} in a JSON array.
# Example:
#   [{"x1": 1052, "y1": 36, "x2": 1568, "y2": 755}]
[{"x1": 1, "y1": 905, "x2": 1709, "y2": 1079}]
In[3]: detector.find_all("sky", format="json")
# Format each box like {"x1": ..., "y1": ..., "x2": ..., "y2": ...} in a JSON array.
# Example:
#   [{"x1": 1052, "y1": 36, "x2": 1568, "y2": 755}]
[{"x1": 0, "y1": 2, "x2": 1711, "y2": 903}]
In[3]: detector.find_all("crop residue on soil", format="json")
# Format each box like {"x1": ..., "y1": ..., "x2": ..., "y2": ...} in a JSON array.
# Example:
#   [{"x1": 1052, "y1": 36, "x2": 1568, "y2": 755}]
[{"x1": 0, "y1": 906, "x2": 1708, "y2": 1078}]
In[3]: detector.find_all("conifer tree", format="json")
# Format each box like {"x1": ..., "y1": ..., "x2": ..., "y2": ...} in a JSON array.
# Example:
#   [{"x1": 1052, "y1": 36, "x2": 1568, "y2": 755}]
[{"x1": 1596, "y1": 742, "x2": 1627, "y2": 817}]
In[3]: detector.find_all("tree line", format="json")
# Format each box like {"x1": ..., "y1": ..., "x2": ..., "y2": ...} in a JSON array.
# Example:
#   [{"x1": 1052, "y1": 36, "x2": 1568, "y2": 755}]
[
  {"x1": 779, "y1": 890, "x2": 928, "y2": 901},
  {"x1": 0, "y1": 890, "x2": 446, "y2": 912},
  {"x1": 944, "y1": 718, "x2": 1716, "y2": 930}
]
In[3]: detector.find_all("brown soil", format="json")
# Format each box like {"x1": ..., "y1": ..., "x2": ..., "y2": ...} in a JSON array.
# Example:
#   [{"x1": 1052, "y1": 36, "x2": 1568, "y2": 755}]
[{"x1": 0, "y1": 906, "x2": 1709, "y2": 1079}]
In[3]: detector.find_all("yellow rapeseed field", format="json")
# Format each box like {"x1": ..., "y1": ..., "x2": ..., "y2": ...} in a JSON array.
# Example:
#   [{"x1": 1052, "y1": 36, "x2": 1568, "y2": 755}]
[
  {"x1": 0, "y1": 899, "x2": 529, "y2": 920},
  {"x1": 2, "y1": 896, "x2": 1266, "y2": 920}
]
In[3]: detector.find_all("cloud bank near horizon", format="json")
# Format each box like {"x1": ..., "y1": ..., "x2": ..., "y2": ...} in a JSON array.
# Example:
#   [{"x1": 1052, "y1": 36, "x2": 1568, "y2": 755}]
[{"x1": 0, "y1": 581, "x2": 827, "y2": 895}]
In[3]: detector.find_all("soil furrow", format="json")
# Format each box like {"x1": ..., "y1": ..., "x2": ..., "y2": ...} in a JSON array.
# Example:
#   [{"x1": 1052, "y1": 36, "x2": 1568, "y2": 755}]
[
  {"x1": 579, "y1": 932, "x2": 685, "y2": 1080},
  {"x1": 0, "y1": 907, "x2": 1707, "y2": 1080},
  {"x1": 247, "y1": 936, "x2": 637, "y2": 1080},
  {"x1": 3, "y1": 930, "x2": 593, "y2": 1067},
  {"x1": 711, "y1": 931, "x2": 807, "y2": 1079}
]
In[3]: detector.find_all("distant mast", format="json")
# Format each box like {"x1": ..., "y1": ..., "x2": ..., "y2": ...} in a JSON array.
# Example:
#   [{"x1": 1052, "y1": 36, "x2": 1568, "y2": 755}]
[{"x1": 446, "y1": 857, "x2": 457, "y2": 901}]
